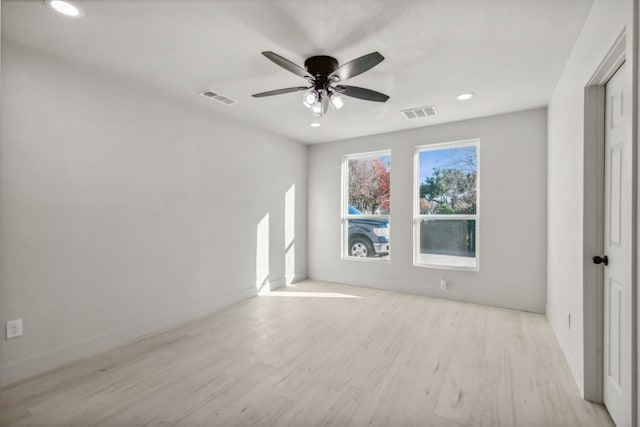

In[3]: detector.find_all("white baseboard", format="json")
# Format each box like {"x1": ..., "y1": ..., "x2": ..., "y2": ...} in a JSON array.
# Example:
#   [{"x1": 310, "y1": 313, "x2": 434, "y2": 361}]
[
  {"x1": 269, "y1": 277, "x2": 286, "y2": 290},
  {"x1": 307, "y1": 271, "x2": 545, "y2": 313},
  {"x1": 269, "y1": 271, "x2": 309, "y2": 290},
  {"x1": 546, "y1": 302, "x2": 584, "y2": 396},
  {"x1": 0, "y1": 287, "x2": 257, "y2": 387},
  {"x1": 291, "y1": 271, "x2": 308, "y2": 284}
]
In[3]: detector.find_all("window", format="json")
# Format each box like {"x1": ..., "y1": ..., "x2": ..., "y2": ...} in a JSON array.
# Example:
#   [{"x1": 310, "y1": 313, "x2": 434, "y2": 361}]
[
  {"x1": 342, "y1": 150, "x2": 391, "y2": 260},
  {"x1": 414, "y1": 140, "x2": 479, "y2": 270}
]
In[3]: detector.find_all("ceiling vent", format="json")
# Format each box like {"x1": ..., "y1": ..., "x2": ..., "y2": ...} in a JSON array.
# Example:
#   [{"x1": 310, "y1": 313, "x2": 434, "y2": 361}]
[
  {"x1": 401, "y1": 106, "x2": 438, "y2": 119},
  {"x1": 200, "y1": 90, "x2": 238, "y2": 106}
]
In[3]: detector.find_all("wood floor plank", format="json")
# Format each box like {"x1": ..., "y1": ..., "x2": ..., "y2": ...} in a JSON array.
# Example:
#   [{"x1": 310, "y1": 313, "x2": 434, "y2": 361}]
[
  {"x1": 0, "y1": 280, "x2": 614, "y2": 426},
  {"x1": 433, "y1": 303, "x2": 488, "y2": 425},
  {"x1": 473, "y1": 308, "x2": 517, "y2": 426},
  {"x1": 0, "y1": 329, "x2": 191, "y2": 410}
]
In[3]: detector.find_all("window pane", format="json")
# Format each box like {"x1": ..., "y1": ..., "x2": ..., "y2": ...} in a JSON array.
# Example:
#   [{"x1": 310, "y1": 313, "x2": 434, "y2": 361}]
[
  {"x1": 346, "y1": 218, "x2": 390, "y2": 258},
  {"x1": 348, "y1": 155, "x2": 390, "y2": 214},
  {"x1": 418, "y1": 219, "x2": 476, "y2": 268},
  {"x1": 418, "y1": 146, "x2": 476, "y2": 215},
  {"x1": 344, "y1": 151, "x2": 391, "y2": 260},
  {"x1": 415, "y1": 140, "x2": 479, "y2": 270}
]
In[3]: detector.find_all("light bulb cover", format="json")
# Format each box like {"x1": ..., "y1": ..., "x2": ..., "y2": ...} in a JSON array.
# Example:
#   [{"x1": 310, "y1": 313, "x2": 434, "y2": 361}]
[
  {"x1": 48, "y1": 0, "x2": 82, "y2": 17},
  {"x1": 303, "y1": 90, "x2": 318, "y2": 108},
  {"x1": 329, "y1": 92, "x2": 344, "y2": 109},
  {"x1": 456, "y1": 92, "x2": 475, "y2": 100}
]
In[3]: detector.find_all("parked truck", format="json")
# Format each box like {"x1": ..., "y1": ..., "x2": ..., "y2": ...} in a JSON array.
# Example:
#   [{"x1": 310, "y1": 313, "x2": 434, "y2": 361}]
[{"x1": 347, "y1": 205, "x2": 390, "y2": 257}]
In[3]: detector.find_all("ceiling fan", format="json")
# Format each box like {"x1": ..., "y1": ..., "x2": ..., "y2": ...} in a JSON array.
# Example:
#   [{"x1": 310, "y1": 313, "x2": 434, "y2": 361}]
[{"x1": 252, "y1": 51, "x2": 389, "y2": 116}]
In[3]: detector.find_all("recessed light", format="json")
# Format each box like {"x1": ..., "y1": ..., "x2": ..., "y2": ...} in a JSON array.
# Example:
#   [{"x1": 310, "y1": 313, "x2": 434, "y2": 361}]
[
  {"x1": 456, "y1": 92, "x2": 475, "y2": 101},
  {"x1": 310, "y1": 123, "x2": 321, "y2": 128},
  {"x1": 47, "y1": 0, "x2": 82, "y2": 17}
]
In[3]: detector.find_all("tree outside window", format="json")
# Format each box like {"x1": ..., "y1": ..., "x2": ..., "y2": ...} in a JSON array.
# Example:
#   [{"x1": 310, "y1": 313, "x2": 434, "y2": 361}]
[
  {"x1": 343, "y1": 151, "x2": 391, "y2": 260},
  {"x1": 415, "y1": 141, "x2": 479, "y2": 270},
  {"x1": 348, "y1": 156, "x2": 390, "y2": 214}
]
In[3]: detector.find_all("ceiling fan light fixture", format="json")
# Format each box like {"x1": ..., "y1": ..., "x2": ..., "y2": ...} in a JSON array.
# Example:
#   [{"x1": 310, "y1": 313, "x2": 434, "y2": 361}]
[
  {"x1": 311, "y1": 102, "x2": 323, "y2": 116},
  {"x1": 329, "y1": 92, "x2": 344, "y2": 110},
  {"x1": 47, "y1": 0, "x2": 82, "y2": 17},
  {"x1": 303, "y1": 90, "x2": 318, "y2": 108}
]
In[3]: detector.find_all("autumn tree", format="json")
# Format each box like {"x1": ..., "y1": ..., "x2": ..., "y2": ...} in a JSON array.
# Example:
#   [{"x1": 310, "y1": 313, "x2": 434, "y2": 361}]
[
  {"x1": 348, "y1": 157, "x2": 390, "y2": 214},
  {"x1": 371, "y1": 158, "x2": 390, "y2": 212}
]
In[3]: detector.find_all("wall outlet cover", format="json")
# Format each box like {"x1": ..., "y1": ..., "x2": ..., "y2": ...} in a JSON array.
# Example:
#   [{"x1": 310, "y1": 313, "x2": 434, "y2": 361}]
[{"x1": 6, "y1": 318, "x2": 23, "y2": 339}]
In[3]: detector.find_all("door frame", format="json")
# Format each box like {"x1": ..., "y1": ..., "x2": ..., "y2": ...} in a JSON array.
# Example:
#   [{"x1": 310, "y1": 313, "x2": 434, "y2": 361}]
[
  {"x1": 582, "y1": 28, "x2": 637, "y2": 424},
  {"x1": 582, "y1": 29, "x2": 625, "y2": 403}
]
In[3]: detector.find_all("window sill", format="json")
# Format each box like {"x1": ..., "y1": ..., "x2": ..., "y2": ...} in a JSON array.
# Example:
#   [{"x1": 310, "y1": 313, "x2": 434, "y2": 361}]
[
  {"x1": 415, "y1": 253, "x2": 478, "y2": 271},
  {"x1": 342, "y1": 256, "x2": 391, "y2": 264}
]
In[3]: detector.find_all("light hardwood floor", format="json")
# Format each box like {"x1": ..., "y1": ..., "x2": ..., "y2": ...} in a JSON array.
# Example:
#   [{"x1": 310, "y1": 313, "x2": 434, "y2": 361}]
[{"x1": 1, "y1": 280, "x2": 613, "y2": 426}]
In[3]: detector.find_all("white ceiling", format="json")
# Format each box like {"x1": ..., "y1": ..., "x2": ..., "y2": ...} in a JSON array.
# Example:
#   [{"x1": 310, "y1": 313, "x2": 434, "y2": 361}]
[{"x1": 2, "y1": 0, "x2": 594, "y2": 144}]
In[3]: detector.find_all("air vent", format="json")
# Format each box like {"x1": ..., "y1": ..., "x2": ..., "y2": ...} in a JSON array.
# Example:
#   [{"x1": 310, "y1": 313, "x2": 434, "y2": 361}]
[
  {"x1": 200, "y1": 90, "x2": 238, "y2": 106},
  {"x1": 401, "y1": 106, "x2": 438, "y2": 119}
]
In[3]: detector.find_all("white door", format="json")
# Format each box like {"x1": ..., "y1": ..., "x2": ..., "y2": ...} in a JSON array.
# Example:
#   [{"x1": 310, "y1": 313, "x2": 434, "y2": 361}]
[{"x1": 603, "y1": 61, "x2": 632, "y2": 427}]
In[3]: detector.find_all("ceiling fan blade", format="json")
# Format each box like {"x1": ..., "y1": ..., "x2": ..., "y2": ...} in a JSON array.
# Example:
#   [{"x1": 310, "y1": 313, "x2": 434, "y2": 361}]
[
  {"x1": 338, "y1": 85, "x2": 389, "y2": 102},
  {"x1": 261, "y1": 51, "x2": 311, "y2": 79},
  {"x1": 330, "y1": 52, "x2": 384, "y2": 81},
  {"x1": 252, "y1": 86, "x2": 310, "y2": 98}
]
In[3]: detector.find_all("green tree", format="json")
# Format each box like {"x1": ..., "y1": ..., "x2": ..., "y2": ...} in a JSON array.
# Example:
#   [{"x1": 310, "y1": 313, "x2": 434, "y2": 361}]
[
  {"x1": 420, "y1": 146, "x2": 477, "y2": 214},
  {"x1": 420, "y1": 167, "x2": 476, "y2": 214}
]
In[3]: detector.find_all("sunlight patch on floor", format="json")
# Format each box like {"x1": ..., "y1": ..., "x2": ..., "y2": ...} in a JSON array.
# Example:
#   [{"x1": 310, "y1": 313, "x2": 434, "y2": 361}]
[{"x1": 260, "y1": 291, "x2": 362, "y2": 299}]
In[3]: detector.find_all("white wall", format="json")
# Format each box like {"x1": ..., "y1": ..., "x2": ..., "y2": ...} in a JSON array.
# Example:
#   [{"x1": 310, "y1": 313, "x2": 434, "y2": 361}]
[
  {"x1": 546, "y1": 0, "x2": 634, "y2": 396},
  {"x1": 0, "y1": 40, "x2": 307, "y2": 385},
  {"x1": 308, "y1": 108, "x2": 547, "y2": 313},
  {"x1": 637, "y1": 0, "x2": 640, "y2": 416},
  {"x1": 633, "y1": 0, "x2": 640, "y2": 420}
]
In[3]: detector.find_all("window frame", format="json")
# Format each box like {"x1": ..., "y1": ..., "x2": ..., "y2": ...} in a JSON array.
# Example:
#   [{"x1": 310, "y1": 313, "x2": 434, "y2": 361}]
[
  {"x1": 341, "y1": 149, "x2": 392, "y2": 262},
  {"x1": 413, "y1": 139, "x2": 480, "y2": 271}
]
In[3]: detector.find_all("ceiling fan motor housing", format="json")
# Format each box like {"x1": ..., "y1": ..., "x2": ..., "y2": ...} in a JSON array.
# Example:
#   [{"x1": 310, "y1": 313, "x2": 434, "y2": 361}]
[
  {"x1": 304, "y1": 56, "x2": 339, "y2": 77},
  {"x1": 304, "y1": 56, "x2": 339, "y2": 91}
]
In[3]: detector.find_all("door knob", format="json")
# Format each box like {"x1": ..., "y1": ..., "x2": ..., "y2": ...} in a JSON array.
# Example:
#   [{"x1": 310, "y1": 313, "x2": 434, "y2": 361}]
[{"x1": 592, "y1": 255, "x2": 608, "y2": 266}]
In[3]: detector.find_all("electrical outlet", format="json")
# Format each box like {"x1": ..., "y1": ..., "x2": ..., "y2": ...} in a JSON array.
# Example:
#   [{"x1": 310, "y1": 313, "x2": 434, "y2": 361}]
[
  {"x1": 6, "y1": 318, "x2": 23, "y2": 339},
  {"x1": 440, "y1": 279, "x2": 448, "y2": 290}
]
